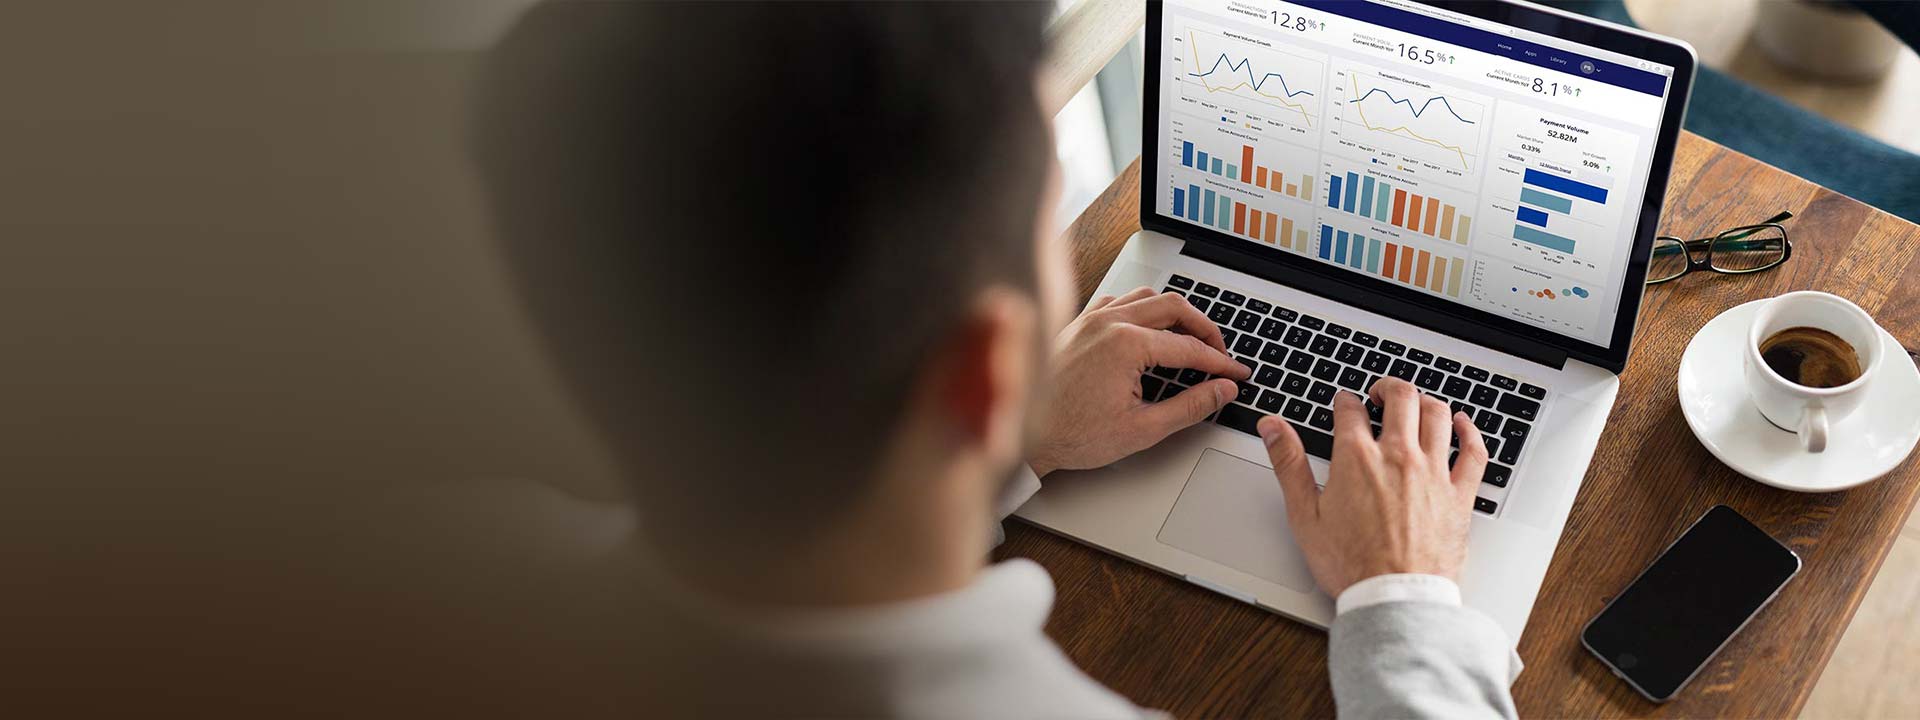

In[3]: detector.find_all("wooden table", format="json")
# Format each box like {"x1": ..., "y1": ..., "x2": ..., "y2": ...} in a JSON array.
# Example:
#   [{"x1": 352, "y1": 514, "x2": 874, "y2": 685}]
[{"x1": 996, "y1": 132, "x2": 1920, "y2": 718}]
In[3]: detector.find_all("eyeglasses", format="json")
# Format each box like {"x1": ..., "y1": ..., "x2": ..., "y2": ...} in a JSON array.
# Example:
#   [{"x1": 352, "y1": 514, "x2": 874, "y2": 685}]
[{"x1": 1646, "y1": 211, "x2": 1793, "y2": 285}]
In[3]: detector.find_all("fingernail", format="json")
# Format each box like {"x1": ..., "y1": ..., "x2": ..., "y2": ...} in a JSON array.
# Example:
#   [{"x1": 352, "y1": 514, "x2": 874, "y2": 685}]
[
  {"x1": 1257, "y1": 416, "x2": 1281, "y2": 447},
  {"x1": 1217, "y1": 382, "x2": 1235, "y2": 404}
]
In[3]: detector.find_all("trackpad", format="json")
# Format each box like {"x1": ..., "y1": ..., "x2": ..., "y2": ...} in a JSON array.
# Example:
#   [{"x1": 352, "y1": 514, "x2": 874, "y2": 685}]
[{"x1": 1157, "y1": 449, "x2": 1318, "y2": 594}]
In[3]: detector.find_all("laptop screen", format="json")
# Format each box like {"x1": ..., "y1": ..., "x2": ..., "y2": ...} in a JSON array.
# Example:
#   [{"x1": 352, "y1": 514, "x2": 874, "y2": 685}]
[{"x1": 1151, "y1": 0, "x2": 1678, "y2": 349}]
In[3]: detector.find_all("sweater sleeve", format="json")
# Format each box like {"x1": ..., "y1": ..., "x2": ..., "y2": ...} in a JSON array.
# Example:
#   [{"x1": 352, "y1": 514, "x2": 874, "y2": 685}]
[{"x1": 1328, "y1": 600, "x2": 1522, "y2": 720}]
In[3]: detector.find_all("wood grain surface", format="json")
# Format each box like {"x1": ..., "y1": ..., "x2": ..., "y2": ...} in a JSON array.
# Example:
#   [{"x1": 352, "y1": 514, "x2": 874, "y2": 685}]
[{"x1": 994, "y1": 133, "x2": 1920, "y2": 718}]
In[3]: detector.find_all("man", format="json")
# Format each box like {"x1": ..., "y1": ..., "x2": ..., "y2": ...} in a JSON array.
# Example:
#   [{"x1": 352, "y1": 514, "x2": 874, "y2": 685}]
[{"x1": 476, "y1": 2, "x2": 1518, "y2": 717}]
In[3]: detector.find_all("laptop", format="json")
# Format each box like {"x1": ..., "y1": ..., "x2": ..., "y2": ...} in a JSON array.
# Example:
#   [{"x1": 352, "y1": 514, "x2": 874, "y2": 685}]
[{"x1": 1015, "y1": 0, "x2": 1696, "y2": 643}]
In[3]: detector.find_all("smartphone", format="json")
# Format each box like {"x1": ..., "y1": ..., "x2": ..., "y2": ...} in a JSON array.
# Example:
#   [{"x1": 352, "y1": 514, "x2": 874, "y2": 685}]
[{"x1": 1581, "y1": 505, "x2": 1801, "y2": 702}]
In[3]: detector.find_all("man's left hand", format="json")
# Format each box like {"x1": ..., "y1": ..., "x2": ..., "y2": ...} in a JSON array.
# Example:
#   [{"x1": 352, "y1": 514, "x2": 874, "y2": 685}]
[{"x1": 1028, "y1": 287, "x2": 1251, "y2": 477}]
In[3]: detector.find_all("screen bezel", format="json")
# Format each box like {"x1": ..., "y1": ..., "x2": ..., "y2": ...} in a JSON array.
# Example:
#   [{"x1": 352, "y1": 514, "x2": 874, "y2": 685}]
[
  {"x1": 1579, "y1": 505, "x2": 1801, "y2": 702},
  {"x1": 1140, "y1": 0, "x2": 1697, "y2": 373}
]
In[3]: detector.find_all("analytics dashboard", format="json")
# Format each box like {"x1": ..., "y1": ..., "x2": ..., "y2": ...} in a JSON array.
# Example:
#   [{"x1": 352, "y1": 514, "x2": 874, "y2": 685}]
[{"x1": 1153, "y1": 0, "x2": 1676, "y2": 347}]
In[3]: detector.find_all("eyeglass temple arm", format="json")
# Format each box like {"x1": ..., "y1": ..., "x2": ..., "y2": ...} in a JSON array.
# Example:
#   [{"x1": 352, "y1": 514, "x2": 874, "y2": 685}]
[{"x1": 1652, "y1": 212, "x2": 1795, "y2": 254}]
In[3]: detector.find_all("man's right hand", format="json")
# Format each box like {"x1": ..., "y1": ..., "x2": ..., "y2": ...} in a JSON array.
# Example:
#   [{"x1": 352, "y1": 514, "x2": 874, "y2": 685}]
[{"x1": 1254, "y1": 378, "x2": 1488, "y2": 598}]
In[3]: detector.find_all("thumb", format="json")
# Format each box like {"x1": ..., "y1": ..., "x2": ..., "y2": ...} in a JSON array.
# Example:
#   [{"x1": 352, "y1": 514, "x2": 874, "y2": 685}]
[
  {"x1": 1136, "y1": 378, "x2": 1236, "y2": 438},
  {"x1": 1257, "y1": 415, "x2": 1319, "y2": 527}
]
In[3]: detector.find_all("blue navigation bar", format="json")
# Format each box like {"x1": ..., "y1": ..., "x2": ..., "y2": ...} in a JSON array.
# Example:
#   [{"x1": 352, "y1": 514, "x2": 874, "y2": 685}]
[
  {"x1": 1523, "y1": 168, "x2": 1610, "y2": 204},
  {"x1": 1292, "y1": 0, "x2": 1669, "y2": 96}
]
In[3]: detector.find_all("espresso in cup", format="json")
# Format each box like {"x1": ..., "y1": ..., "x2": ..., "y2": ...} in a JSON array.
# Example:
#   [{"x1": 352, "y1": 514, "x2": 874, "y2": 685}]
[{"x1": 1760, "y1": 326, "x2": 1864, "y2": 388}]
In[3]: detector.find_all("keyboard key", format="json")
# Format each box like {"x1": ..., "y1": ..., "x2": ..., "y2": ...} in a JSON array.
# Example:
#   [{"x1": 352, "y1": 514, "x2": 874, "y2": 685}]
[
  {"x1": 1450, "y1": 400, "x2": 1471, "y2": 417},
  {"x1": 1221, "y1": 328, "x2": 1238, "y2": 347},
  {"x1": 1255, "y1": 365, "x2": 1284, "y2": 388},
  {"x1": 1497, "y1": 392, "x2": 1541, "y2": 421},
  {"x1": 1497, "y1": 436, "x2": 1524, "y2": 465},
  {"x1": 1179, "y1": 368, "x2": 1207, "y2": 385},
  {"x1": 1336, "y1": 342, "x2": 1365, "y2": 365},
  {"x1": 1442, "y1": 376, "x2": 1471, "y2": 400},
  {"x1": 1141, "y1": 375, "x2": 1165, "y2": 401},
  {"x1": 1501, "y1": 417, "x2": 1531, "y2": 443},
  {"x1": 1259, "y1": 342, "x2": 1286, "y2": 365},
  {"x1": 1235, "y1": 356, "x2": 1257, "y2": 377},
  {"x1": 1353, "y1": 332, "x2": 1379, "y2": 348},
  {"x1": 1463, "y1": 365, "x2": 1489, "y2": 382},
  {"x1": 1469, "y1": 384, "x2": 1499, "y2": 408},
  {"x1": 1283, "y1": 398, "x2": 1313, "y2": 422},
  {"x1": 1326, "y1": 323, "x2": 1352, "y2": 339},
  {"x1": 1309, "y1": 406, "x2": 1335, "y2": 431},
  {"x1": 1188, "y1": 295, "x2": 1211, "y2": 313},
  {"x1": 1474, "y1": 497, "x2": 1497, "y2": 515},
  {"x1": 1162, "y1": 286, "x2": 1185, "y2": 297},
  {"x1": 1281, "y1": 373, "x2": 1312, "y2": 396},
  {"x1": 1208, "y1": 303, "x2": 1235, "y2": 324},
  {"x1": 1472, "y1": 408, "x2": 1501, "y2": 433},
  {"x1": 1195, "y1": 282, "x2": 1220, "y2": 298},
  {"x1": 1308, "y1": 381, "x2": 1336, "y2": 405},
  {"x1": 1387, "y1": 359, "x2": 1417, "y2": 380},
  {"x1": 1246, "y1": 298, "x2": 1272, "y2": 314},
  {"x1": 1167, "y1": 274, "x2": 1195, "y2": 290},
  {"x1": 1220, "y1": 289, "x2": 1246, "y2": 306},
  {"x1": 1165, "y1": 382, "x2": 1189, "y2": 397},
  {"x1": 1490, "y1": 374, "x2": 1518, "y2": 391},
  {"x1": 1520, "y1": 383, "x2": 1547, "y2": 400},
  {"x1": 1283, "y1": 326, "x2": 1312, "y2": 349},
  {"x1": 1232, "y1": 310, "x2": 1261, "y2": 332},
  {"x1": 1257, "y1": 389, "x2": 1285, "y2": 413},
  {"x1": 1216, "y1": 402, "x2": 1261, "y2": 434},
  {"x1": 1150, "y1": 366, "x2": 1178, "y2": 379},
  {"x1": 1407, "y1": 349, "x2": 1435, "y2": 364},
  {"x1": 1258, "y1": 317, "x2": 1286, "y2": 341},
  {"x1": 1364, "y1": 374, "x2": 1383, "y2": 392},
  {"x1": 1361, "y1": 351, "x2": 1391, "y2": 374},
  {"x1": 1414, "y1": 367, "x2": 1443, "y2": 391},
  {"x1": 1309, "y1": 334, "x2": 1339, "y2": 357},
  {"x1": 1366, "y1": 400, "x2": 1384, "y2": 423},
  {"x1": 1299, "y1": 315, "x2": 1326, "y2": 331},
  {"x1": 1235, "y1": 381, "x2": 1259, "y2": 405},
  {"x1": 1284, "y1": 351, "x2": 1315, "y2": 373},
  {"x1": 1483, "y1": 464, "x2": 1511, "y2": 488},
  {"x1": 1233, "y1": 334, "x2": 1262, "y2": 356},
  {"x1": 1291, "y1": 420, "x2": 1335, "y2": 458},
  {"x1": 1311, "y1": 358, "x2": 1341, "y2": 382},
  {"x1": 1435, "y1": 357, "x2": 1463, "y2": 374},
  {"x1": 1338, "y1": 367, "x2": 1367, "y2": 392},
  {"x1": 1483, "y1": 435, "x2": 1500, "y2": 457},
  {"x1": 1272, "y1": 306, "x2": 1299, "y2": 322},
  {"x1": 1379, "y1": 340, "x2": 1407, "y2": 356}
]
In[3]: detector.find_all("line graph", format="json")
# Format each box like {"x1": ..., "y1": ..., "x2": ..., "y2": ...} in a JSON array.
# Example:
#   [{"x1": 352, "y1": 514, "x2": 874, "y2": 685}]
[
  {"x1": 1334, "y1": 67, "x2": 1487, "y2": 171},
  {"x1": 1176, "y1": 27, "x2": 1324, "y2": 130}
]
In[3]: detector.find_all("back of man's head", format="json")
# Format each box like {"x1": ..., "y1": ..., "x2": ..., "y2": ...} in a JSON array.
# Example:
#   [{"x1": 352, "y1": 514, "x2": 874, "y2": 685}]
[{"x1": 476, "y1": 2, "x2": 1053, "y2": 558}]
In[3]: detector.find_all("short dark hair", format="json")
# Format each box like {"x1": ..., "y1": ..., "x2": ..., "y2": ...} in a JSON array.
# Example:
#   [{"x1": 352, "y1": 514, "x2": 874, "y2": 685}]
[{"x1": 475, "y1": 1, "x2": 1052, "y2": 553}]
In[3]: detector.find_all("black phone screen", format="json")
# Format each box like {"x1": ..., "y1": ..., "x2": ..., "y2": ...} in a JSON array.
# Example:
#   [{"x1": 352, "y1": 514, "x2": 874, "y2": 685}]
[{"x1": 1581, "y1": 505, "x2": 1801, "y2": 701}]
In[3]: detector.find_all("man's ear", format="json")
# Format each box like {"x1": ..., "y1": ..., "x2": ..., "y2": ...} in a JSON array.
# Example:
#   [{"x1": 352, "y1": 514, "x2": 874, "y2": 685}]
[{"x1": 934, "y1": 287, "x2": 1039, "y2": 460}]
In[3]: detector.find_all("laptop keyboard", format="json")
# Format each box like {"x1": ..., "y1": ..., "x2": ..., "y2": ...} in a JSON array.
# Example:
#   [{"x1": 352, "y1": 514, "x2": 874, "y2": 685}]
[{"x1": 1148, "y1": 274, "x2": 1549, "y2": 516}]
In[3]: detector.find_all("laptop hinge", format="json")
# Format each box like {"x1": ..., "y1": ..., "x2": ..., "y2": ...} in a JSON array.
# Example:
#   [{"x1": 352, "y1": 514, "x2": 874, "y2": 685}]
[{"x1": 1179, "y1": 241, "x2": 1570, "y2": 371}]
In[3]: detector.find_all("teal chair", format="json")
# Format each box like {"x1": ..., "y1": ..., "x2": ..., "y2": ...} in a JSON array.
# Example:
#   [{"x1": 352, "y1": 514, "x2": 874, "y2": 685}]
[{"x1": 1539, "y1": 0, "x2": 1920, "y2": 223}]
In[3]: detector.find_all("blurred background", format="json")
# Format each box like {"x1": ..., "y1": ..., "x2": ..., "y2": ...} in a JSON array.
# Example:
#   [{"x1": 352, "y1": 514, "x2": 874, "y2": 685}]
[{"x1": 2, "y1": 1, "x2": 1915, "y2": 716}]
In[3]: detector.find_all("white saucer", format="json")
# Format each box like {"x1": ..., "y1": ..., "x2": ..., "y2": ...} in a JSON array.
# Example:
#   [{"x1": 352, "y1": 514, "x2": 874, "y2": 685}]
[{"x1": 1677, "y1": 299, "x2": 1920, "y2": 492}]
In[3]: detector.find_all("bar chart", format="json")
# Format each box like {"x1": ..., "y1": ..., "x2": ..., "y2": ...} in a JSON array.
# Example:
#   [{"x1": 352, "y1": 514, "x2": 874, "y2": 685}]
[
  {"x1": 1172, "y1": 184, "x2": 1313, "y2": 251},
  {"x1": 1177, "y1": 140, "x2": 1317, "y2": 203},
  {"x1": 1315, "y1": 225, "x2": 1464, "y2": 297},
  {"x1": 1509, "y1": 168, "x2": 1607, "y2": 255},
  {"x1": 1323, "y1": 168, "x2": 1471, "y2": 244}
]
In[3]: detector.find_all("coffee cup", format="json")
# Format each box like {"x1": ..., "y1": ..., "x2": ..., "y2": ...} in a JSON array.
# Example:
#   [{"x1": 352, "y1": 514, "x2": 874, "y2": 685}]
[{"x1": 1743, "y1": 291, "x2": 1884, "y2": 452}]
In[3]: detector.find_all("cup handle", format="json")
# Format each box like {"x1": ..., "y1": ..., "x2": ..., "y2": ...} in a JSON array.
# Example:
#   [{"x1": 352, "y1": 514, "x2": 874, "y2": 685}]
[{"x1": 1801, "y1": 406, "x2": 1828, "y2": 453}]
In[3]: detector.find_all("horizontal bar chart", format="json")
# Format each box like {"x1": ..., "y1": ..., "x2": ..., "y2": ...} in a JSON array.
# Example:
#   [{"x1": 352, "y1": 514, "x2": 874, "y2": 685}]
[
  {"x1": 1173, "y1": 184, "x2": 1310, "y2": 251},
  {"x1": 1326, "y1": 170, "x2": 1470, "y2": 244},
  {"x1": 1316, "y1": 225, "x2": 1463, "y2": 297},
  {"x1": 1523, "y1": 168, "x2": 1609, "y2": 204},
  {"x1": 1512, "y1": 223, "x2": 1577, "y2": 253},
  {"x1": 1180, "y1": 140, "x2": 1315, "y2": 202}
]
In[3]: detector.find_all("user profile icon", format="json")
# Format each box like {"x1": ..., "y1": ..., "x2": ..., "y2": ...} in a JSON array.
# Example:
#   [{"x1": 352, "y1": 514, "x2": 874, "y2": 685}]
[{"x1": 1580, "y1": 60, "x2": 1596, "y2": 74}]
